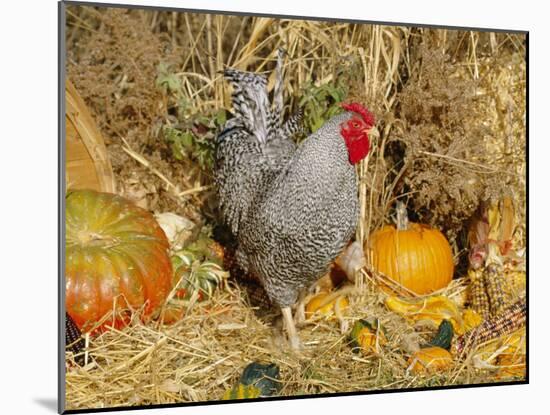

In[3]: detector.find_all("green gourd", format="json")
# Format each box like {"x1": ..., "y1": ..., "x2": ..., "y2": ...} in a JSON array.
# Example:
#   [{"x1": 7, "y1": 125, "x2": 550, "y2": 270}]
[
  {"x1": 240, "y1": 362, "x2": 282, "y2": 396},
  {"x1": 428, "y1": 319, "x2": 454, "y2": 350},
  {"x1": 222, "y1": 362, "x2": 281, "y2": 400}
]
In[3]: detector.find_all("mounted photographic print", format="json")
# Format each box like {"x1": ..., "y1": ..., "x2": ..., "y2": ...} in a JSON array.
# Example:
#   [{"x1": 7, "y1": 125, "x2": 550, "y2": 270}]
[{"x1": 59, "y1": 0, "x2": 528, "y2": 412}]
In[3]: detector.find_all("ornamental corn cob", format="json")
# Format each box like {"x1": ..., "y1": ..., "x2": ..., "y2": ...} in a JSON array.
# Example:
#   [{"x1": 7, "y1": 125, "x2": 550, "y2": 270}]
[
  {"x1": 485, "y1": 263, "x2": 510, "y2": 317},
  {"x1": 66, "y1": 312, "x2": 85, "y2": 366},
  {"x1": 455, "y1": 297, "x2": 526, "y2": 356},
  {"x1": 468, "y1": 269, "x2": 490, "y2": 319},
  {"x1": 467, "y1": 197, "x2": 520, "y2": 321}
]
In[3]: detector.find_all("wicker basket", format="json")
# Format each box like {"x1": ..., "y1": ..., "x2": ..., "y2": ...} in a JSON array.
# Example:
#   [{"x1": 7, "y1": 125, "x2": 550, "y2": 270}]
[{"x1": 65, "y1": 80, "x2": 115, "y2": 193}]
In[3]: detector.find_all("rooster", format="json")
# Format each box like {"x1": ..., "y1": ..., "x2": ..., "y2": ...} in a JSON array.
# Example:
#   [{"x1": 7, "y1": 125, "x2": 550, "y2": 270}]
[{"x1": 214, "y1": 51, "x2": 374, "y2": 349}]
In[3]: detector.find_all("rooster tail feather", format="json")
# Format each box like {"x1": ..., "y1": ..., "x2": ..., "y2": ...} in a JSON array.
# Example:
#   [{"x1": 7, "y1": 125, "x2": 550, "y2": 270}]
[
  {"x1": 224, "y1": 68, "x2": 270, "y2": 144},
  {"x1": 271, "y1": 48, "x2": 285, "y2": 129},
  {"x1": 281, "y1": 108, "x2": 304, "y2": 139}
]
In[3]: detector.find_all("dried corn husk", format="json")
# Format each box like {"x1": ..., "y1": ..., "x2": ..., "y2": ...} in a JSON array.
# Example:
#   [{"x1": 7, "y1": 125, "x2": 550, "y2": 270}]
[
  {"x1": 467, "y1": 197, "x2": 521, "y2": 320},
  {"x1": 462, "y1": 308, "x2": 483, "y2": 332},
  {"x1": 155, "y1": 212, "x2": 196, "y2": 251},
  {"x1": 497, "y1": 352, "x2": 526, "y2": 379}
]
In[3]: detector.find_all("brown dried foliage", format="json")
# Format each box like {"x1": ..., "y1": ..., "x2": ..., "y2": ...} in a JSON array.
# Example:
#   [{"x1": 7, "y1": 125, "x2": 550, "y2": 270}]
[
  {"x1": 67, "y1": 7, "x2": 201, "y2": 218},
  {"x1": 384, "y1": 33, "x2": 525, "y2": 246},
  {"x1": 67, "y1": 7, "x2": 173, "y2": 145}
]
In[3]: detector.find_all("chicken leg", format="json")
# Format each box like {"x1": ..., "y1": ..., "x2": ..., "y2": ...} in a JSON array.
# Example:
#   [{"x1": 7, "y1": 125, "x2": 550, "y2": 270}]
[
  {"x1": 281, "y1": 306, "x2": 301, "y2": 350},
  {"x1": 293, "y1": 290, "x2": 308, "y2": 326}
]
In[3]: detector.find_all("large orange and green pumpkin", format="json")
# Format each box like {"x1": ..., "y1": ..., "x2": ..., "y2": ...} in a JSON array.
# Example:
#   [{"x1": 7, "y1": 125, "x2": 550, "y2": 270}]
[
  {"x1": 65, "y1": 190, "x2": 173, "y2": 331},
  {"x1": 368, "y1": 202, "x2": 454, "y2": 295}
]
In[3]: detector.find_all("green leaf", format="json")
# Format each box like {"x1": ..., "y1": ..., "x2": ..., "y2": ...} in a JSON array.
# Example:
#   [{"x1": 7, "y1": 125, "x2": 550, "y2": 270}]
[
  {"x1": 215, "y1": 109, "x2": 227, "y2": 126},
  {"x1": 156, "y1": 68, "x2": 181, "y2": 93},
  {"x1": 299, "y1": 79, "x2": 348, "y2": 135},
  {"x1": 180, "y1": 132, "x2": 194, "y2": 149}
]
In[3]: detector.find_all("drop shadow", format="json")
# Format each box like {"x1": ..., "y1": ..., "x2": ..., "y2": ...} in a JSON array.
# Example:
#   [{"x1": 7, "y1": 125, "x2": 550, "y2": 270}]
[{"x1": 34, "y1": 397, "x2": 58, "y2": 413}]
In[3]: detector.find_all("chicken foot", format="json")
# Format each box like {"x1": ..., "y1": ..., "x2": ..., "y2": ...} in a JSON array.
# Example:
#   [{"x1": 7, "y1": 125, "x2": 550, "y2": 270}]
[{"x1": 281, "y1": 241, "x2": 365, "y2": 348}]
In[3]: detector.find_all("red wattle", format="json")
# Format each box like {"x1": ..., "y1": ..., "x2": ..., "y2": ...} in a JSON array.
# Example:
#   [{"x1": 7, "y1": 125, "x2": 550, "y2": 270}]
[{"x1": 341, "y1": 126, "x2": 370, "y2": 164}]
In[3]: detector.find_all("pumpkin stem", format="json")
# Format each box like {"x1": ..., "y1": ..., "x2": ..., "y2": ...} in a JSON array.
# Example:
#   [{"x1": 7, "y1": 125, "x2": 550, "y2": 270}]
[
  {"x1": 395, "y1": 201, "x2": 410, "y2": 231},
  {"x1": 76, "y1": 230, "x2": 119, "y2": 248}
]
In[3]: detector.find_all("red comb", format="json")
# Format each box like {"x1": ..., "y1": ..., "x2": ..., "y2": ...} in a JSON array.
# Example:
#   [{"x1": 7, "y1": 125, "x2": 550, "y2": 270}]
[{"x1": 341, "y1": 102, "x2": 375, "y2": 127}]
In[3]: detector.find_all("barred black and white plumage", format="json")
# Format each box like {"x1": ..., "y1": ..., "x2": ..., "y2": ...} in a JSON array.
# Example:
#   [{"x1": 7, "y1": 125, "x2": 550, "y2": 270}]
[
  {"x1": 214, "y1": 50, "x2": 374, "y2": 348},
  {"x1": 215, "y1": 50, "x2": 299, "y2": 238}
]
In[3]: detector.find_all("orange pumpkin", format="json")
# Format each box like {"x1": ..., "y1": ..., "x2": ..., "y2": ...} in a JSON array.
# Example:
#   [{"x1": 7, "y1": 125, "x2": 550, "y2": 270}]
[
  {"x1": 368, "y1": 202, "x2": 454, "y2": 295},
  {"x1": 408, "y1": 347, "x2": 453, "y2": 374},
  {"x1": 65, "y1": 190, "x2": 173, "y2": 332}
]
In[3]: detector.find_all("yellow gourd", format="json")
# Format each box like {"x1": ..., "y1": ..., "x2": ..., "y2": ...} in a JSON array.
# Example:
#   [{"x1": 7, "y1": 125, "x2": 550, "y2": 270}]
[
  {"x1": 349, "y1": 319, "x2": 387, "y2": 354},
  {"x1": 305, "y1": 292, "x2": 349, "y2": 319},
  {"x1": 408, "y1": 347, "x2": 453, "y2": 374}
]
